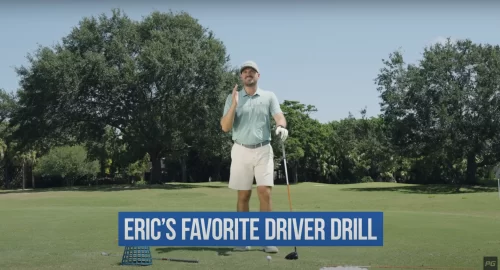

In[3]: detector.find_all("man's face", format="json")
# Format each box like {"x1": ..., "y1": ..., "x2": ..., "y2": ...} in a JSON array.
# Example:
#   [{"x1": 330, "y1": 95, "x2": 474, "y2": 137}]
[{"x1": 240, "y1": 67, "x2": 259, "y2": 86}]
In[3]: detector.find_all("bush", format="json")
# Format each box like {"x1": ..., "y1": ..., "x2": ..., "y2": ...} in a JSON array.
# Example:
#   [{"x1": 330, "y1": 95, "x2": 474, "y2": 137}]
[
  {"x1": 33, "y1": 145, "x2": 100, "y2": 187},
  {"x1": 361, "y1": 176, "x2": 374, "y2": 183}
]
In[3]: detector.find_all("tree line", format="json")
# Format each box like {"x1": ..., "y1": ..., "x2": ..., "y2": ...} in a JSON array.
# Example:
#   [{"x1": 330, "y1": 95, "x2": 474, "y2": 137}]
[{"x1": 1, "y1": 9, "x2": 499, "y2": 190}]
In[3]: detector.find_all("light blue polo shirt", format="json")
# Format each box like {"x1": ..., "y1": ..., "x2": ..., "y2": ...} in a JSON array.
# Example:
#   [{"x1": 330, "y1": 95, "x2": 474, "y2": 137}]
[{"x1": 223, "y1": 87, "x2": 282, "y2": 145}]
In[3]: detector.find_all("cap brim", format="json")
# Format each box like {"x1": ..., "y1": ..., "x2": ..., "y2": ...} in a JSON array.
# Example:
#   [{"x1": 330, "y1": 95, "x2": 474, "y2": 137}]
[{"x1": 240, "y1": 66, "x2": 258, "y2": 73}]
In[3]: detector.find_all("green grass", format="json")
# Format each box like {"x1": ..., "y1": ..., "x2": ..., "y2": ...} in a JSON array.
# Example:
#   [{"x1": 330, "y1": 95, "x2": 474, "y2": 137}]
[{"x1": 0, "y1": 181, "x2": 499, "y2": 270}]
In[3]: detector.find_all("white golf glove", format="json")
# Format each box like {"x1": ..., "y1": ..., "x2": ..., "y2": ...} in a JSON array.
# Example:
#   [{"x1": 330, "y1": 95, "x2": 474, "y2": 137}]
[{"x1": 275, "y1": 126, "x2": 288, "y2": 141}]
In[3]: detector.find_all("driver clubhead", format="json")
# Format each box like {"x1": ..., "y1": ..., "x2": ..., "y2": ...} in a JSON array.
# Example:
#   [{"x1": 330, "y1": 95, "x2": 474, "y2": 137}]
[{"x1": 285, "y1": 252, "x2": 298, "y2": 260}]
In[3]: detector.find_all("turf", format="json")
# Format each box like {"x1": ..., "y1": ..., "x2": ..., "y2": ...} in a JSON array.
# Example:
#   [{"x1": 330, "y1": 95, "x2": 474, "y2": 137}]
[{"x1": 0, "y1": 181, "x2": 499, "y2": 270}]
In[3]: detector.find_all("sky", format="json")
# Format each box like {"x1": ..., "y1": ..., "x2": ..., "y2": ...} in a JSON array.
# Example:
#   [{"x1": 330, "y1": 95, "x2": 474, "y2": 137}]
[{"x1": 1, "y1": 1, "x2": 499, "y2": 123}]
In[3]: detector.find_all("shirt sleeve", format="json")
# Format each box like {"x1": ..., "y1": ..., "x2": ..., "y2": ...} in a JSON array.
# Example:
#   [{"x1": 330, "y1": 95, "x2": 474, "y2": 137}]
[
  {"x1": 269, "y1": 92, "x2": 282, "y2": 116},
  {"x1": 223, "y1": 94, "x2": 232, "y2": 116}
]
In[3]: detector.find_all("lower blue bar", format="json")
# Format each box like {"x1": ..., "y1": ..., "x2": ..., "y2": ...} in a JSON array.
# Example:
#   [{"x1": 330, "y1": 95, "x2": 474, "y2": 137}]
[{"x1": 118, "y1": 211, "x2": 384, "y2": 247}]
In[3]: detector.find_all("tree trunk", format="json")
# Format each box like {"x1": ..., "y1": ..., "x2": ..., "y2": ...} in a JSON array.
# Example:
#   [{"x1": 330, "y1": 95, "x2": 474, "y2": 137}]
[
  {"x1": 466, "y1": 152, "x2": 477, "y2": 185},
  {"x1": 214, "y1": 159, "x2": 222, "y2": 182},
  {"x1": 181, "y1": 156, "x2": 187, "y2": 183},
  {"x1": 100, "y1": 158, "x2": 106, "y2": 177},
  {"x1": 22, "y1": 161, "x2": 26, "y2": 190},
  {"x1": 148, "y1": 151, "x2": 162, "y2": 184},
  {"x1": 31, "y1": 165, "x2": 35, "y2": 189},
  {"x1": 293, "y1": 162, "x2": 298, "y2": 184},
  {"x1": 4, "y1": 159, "x2": 11, "y2": 189},
  {"x1": 151, "y1": 158, "x2": 162, "y2": 184}
]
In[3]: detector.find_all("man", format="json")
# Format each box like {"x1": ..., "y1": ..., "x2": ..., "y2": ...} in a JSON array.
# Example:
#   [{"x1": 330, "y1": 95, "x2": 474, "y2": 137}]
[{"x1": 220, "y1": 60, "x2": 288, "y2": 254}]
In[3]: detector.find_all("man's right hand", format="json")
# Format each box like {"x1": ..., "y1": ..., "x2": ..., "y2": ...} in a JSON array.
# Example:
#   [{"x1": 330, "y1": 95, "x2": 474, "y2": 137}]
[
  {"x1": 232, "y1": 84, "x2": 239, "y2": 106},
  {"x1": 221, "y1": 84, "x2": 239, "y2": 133}
]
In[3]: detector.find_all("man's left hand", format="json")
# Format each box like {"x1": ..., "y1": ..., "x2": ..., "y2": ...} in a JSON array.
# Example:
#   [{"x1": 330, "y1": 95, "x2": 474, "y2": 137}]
[{"x1": 276, "y1": 126, "x2": 288, "y2": 141}]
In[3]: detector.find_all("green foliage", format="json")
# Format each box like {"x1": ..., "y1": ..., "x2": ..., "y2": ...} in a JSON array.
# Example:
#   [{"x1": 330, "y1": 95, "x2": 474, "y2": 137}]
[
  {"x1": 125, "y1": 153, "x2": 150, "y2": 183},
  {"x1": 33, "y1": 145, "x2": 99, "y2": 186},
  {"x1": 1, "y1": 10, "x2": 499, "y2": 189},
  {"x1": 11, "y1": 9, "x2": 235, "y2": 184},
  {"x1": 85, "y1": 125, "x2": 128, "y2": 177},
  {"x1": 376, "y1": 38, "x2": 500, "y2": 185},
  {"x1": 361, "y1": 176, "x2": 374, "y2": 183},
  {"x1": 0, "y1": 89, "x2": 19, "y2": 162}
]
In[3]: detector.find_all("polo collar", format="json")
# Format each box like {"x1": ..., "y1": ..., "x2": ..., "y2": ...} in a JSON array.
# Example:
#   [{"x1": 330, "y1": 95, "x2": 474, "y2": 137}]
[{"x1": 243, "y1": 87, "x2": 261, "y2": 97}]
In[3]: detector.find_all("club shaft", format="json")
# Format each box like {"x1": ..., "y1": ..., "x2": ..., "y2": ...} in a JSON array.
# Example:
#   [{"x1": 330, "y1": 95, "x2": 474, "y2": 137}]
[
  {"x1": 281, "y1": 141, "x2": 292, "y2": 212},
  {"x1": 159, "y1": 258, "x2": 199, "y2": 263},
  {"x1": 102, "y1": 253, "x2": 198, "y2": 263},
  {"x1": 281, "y1": 140, "x2": 298, "y2": 256},
  {"x1": 326, "y1": 265, "x2": 474, "y2": 269}
]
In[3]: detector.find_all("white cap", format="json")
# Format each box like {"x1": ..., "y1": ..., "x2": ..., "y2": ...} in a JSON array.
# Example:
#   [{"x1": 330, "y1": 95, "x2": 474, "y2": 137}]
[{"x1": 240, "y1": 60, "x2": 260, "y2": 74}]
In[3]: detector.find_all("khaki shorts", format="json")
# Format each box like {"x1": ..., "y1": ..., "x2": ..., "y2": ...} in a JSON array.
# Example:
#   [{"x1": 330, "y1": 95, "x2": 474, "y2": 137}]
[{"x1": 228, "y1": 142, "x2": 275, "y2": 190}]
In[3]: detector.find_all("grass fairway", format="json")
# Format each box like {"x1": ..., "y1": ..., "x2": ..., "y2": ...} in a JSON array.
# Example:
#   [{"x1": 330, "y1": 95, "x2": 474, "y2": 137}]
[{"x1": 0, "y1": 181, "x2": 499, "y2": 270}]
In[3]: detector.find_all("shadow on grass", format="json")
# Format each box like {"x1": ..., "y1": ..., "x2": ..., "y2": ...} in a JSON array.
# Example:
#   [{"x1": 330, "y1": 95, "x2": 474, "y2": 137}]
[
  {"x1": 155, "y1": 246, "x2": 259, "y2": 255},
  {"x1": 342, "y1": 184, "x2": 497, "y2": 194},
  {"x1": 0, "y1": 182, "x2": 227, "y2": 195}
]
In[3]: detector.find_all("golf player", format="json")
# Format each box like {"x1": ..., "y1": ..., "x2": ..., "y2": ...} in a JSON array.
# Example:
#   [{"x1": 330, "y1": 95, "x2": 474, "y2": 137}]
[{"x1": 220, "y1": 60, "x2": 288, "y2": 253}]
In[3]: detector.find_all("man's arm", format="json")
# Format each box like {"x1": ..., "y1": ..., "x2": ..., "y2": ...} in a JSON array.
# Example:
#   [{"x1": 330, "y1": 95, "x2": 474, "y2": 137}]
[
  {"x1": 221, "y1": 95, "x2": 236, "y2": 133},
  {"x1": 273, "y1": 112, "x2": 287, "y2": 128}
]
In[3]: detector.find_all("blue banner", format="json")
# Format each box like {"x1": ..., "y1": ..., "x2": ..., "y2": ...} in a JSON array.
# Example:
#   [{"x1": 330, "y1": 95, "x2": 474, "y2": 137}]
[{"x1": 118, "y1": 211, "x2": 383, "y2": 247}]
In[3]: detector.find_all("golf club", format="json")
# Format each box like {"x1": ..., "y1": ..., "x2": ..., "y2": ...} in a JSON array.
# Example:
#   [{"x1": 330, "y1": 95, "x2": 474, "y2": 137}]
[
  {"x1": 101, "y1": 252, "x2": 199, "y2": 263},
  {"x1": 323, "y1": 264, "x2": 475, "y2": 269},
  {"x1": 281, "y1": 139, "x2": 299, "y2": 260}
]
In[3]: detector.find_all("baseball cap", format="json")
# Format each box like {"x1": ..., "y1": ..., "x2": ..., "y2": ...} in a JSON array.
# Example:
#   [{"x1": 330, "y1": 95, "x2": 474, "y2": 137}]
[{"x1": 240, "y1": 60, "x2": 260, "y2": 74}]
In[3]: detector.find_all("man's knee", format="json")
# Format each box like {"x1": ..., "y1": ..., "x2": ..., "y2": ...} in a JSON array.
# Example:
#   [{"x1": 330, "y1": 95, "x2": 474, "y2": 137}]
[
  {"x1": 257, "y1": 186, "x2": 272, "y2": 211},
  {"x1": 238, "y1": 190, "x2": 252, "y2": 203},
  {"x1": 257, "y1": 186, "x2": 271, "y2": 200}
]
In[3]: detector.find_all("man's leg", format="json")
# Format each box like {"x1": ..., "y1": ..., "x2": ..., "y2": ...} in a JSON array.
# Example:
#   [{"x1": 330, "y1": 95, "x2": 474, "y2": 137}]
[
  {"x1": 257, "y1": 186, "x2": 272, "y2": 211},
  {"x1": 254, "y1": 144, "x2": 279, "y2": 253},
  {"x1": 228, "y1": 144, "x2": 254, "y2": 192},
  {"x1": 228, "y1": 143, "x2": 254, "y2": 251},
  {"x1": 234, "y1": 190, "x2": 252, "y2": 251},
  {"x1": 255, "y1": 144, "x2": 275, "y2": 211},
  {"x1": 237, "y1": 190, "x2": 252, "y2": 212}
]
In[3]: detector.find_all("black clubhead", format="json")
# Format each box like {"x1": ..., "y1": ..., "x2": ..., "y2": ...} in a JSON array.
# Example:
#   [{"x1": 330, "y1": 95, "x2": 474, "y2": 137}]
[{"x1": 285, "y1": 252, "x2": 298, "y2": 260}]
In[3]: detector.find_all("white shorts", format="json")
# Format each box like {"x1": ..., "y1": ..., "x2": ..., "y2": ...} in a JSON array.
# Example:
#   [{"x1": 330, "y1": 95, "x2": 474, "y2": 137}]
[{"x1": 228, "y1": 142, "x2": 275, "y2": 190}]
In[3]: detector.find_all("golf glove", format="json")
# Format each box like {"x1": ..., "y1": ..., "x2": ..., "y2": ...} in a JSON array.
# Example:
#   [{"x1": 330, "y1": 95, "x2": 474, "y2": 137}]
[{"x1": 276, "y1": 126, "x2": 288, "y2": 141}]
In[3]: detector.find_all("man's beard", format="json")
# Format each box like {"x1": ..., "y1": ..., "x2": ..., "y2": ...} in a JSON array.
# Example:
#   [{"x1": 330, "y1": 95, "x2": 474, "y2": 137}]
[{"x1": 244, "y1": 77, "x2": 256, "y2": 86}]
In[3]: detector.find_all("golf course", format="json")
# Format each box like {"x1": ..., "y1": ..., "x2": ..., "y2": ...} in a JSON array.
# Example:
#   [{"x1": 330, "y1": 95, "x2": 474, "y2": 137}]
[
  {"x1": 1, "y1": 181, "x2": 498, "y2": 270},
  {"x1": 2, "y1": 2, "x2": 500, "y2": 270}
]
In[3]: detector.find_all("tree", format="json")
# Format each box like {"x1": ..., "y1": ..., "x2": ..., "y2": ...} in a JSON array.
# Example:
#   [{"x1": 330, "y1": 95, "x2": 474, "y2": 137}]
[
  {"x1": 0, "y1": 89, "x2": 17, "y2": 162},
  {"x1": 271, "y1": 100, "x2": 333, "y2": 184},
  {"x1": 375, "y1": 38, "x2": 500, "y2": 185},
  {"x1": 11, "y1": 9, "x2": 235, "y2": 184},
  {"x1": 193, "y1": 68, "x2": 239, "y2": 182},
  {"x1": 85, "y1": 125, "x2": 128, "y2": 177},
  {"x1": 0, "y1": 88, "x2": 21, "y2": 189}
]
